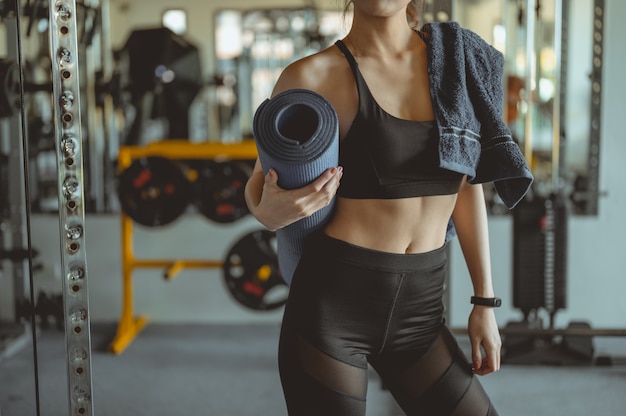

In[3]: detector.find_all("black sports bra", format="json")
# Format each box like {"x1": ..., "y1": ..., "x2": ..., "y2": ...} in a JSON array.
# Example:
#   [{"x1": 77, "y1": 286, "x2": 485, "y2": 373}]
[{"x1": 334, "y1": 40, "x2": 463, "y2": 199}]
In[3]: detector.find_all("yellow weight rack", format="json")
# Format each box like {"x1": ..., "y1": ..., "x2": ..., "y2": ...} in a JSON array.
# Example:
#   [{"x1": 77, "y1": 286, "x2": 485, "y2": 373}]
[{"x1": 108, "y1": 140, "x2": 258, "y2": 354}]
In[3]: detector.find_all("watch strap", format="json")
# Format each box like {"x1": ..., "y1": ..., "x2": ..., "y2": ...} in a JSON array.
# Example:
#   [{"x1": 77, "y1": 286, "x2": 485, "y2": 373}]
[{"x1": 470, "y1": 296, "x2": 502, "y2": 307}]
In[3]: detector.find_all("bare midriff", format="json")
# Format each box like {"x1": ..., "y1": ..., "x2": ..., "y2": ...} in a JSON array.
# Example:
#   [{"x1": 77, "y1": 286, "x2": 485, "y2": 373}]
[{"x1": 323, "y1": 194, "x2": 458, "y2": 254}]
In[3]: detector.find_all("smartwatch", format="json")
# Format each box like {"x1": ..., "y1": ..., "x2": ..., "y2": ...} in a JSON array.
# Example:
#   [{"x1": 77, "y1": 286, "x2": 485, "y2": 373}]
[{"x1": 470, "y1": 296, "x2": 502, "y2": 307}]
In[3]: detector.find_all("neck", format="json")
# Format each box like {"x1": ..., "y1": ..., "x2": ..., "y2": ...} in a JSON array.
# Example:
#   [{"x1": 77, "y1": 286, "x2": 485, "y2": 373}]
[{"x1": 346, "y1": 11, "x2": 417, "y2": 57}]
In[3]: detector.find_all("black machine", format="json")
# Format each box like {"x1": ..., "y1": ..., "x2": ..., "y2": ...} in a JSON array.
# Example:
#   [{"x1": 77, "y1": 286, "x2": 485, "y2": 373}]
[
  {"x1": 504, "y1": 192, "x2": 597, "y2": 365},
  {"x1": 119, "y1": 27, "x2": 204, "y2": 144}
]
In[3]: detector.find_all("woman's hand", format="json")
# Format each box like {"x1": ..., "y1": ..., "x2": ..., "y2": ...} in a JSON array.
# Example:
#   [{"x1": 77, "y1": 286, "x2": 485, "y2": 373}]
[
  {"x1": 253, "y1": 166, "x2": 343, "y2": 231},
  {"x1": 467, "y1": 306, "x2": 502, "y2": 376}
]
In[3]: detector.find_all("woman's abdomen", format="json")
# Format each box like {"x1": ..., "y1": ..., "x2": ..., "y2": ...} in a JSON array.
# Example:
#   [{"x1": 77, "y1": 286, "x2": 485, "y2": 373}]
[{"x1": 324, "y1": 194, "x2": 457, "y2": 254}]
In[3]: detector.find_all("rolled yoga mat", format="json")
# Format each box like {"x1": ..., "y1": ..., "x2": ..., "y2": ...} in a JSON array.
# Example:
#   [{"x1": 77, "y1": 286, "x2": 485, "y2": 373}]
[{"x1": 252, "y1": 88, "x2": 339, "y2": 285}]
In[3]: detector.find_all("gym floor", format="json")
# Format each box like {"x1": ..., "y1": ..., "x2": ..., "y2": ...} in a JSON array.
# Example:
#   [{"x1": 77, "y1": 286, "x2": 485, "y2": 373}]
[{"x1": 1, "y1": 322, "x2": 626, "y2": 415}]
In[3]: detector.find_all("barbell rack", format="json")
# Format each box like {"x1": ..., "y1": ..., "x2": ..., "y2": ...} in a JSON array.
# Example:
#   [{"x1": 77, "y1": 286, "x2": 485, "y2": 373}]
[{"x1": 108, "y1": 140, "x2": 257, "y2": 354}]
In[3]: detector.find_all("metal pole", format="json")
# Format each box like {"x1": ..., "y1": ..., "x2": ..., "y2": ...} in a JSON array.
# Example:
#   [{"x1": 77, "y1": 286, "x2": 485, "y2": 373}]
[
  {"x1": 524, "y1": 0, "x2": 536, "y2": 167},
  {"x1": 48, "y1": 1, "x2": 95, "y2": 414},
  {"x1": 98, "y1": 0, "x2": 118, "y2": 211},
  {"x1": 587, "y1": 0, "x2": 604, "y2": 215},
  {"x1": 552, "y1": 0, "x2": 564, "y2": 192},
  {"x1": 5, "y1": 6, "x2": 41, "y2": 413},
  {"x1": 83, "y1": 0, "x2": 104, "y2": 212},
  {"x1": 4, "y1": 16, "x2": 29, "y2": 330}
]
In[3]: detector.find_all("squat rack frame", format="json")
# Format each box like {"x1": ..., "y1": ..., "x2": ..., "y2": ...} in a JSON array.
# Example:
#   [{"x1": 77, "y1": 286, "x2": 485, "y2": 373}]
[
  {"x1": 48, "y1": 0, "x2": 95, "y2": 413},
  {"x1": 108, "y1": 140, "x2": 258, "y2": 355}
]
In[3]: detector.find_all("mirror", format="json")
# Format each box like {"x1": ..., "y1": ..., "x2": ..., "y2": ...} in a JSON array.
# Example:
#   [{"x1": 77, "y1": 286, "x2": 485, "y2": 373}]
[
  {"x1": 1, "y1": 0, "x2": 605, "y2": 217},
  {"x1": 455, "y1": 0, "x2": 603, "y2": 215},
  {"x1": 0, "y1": 3, "x2": 46, "y2": 415},
  {"x1": 1, "y1": 1, "x2": 92, "y2": 414}
]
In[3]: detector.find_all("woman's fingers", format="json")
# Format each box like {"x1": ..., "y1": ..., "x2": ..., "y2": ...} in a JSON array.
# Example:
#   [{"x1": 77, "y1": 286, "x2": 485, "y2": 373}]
[
  {"x1": 471, "y1": 337, "x2": 483, "y2": 373},
  {"x1": 468, "y1": 307, "x2": 502, "y2": 376},
  {"x1": 307, "y1": 167, "x2": 342, "y2": 194},
  {"x1": 472, "y1": 344, "x2": 500, "y2": 375},
  {"x1": 475, "y1": 335, "x2": 502, "y2": 375},
  {"x1": 297, "y1": 166, "x2": 343, "y2": 213},
  {"x1": 259, "y1": 166, "x2": 342, "y2": 230}
]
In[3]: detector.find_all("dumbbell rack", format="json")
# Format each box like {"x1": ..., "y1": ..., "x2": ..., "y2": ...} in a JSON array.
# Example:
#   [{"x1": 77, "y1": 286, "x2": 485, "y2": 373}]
[{"x1": 108, "y1": 140, "x2": 257, "y2": 354}]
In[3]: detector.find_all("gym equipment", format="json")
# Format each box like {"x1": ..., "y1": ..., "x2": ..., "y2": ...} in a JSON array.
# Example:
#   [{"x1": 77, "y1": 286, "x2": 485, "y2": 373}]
[
  {"x1": 0, "y1": 58, "x2": 18, "y2": 118},
  {"x1": 499, "y1": 321, "x2": 598, "y2": 366},
  {"x1": 223, "y1": 230, "x2": 287, "y2": 311},
  {"x1": 513, "y1": 194, "x2": 567, "y2": 320},
  {"x1": 253, "y1": 88, "x2": 339, "y2": 285},
  {"x1": 109, "y1": 140, "x2": 258, "y2": 354},
  {"x1": 0, "y1": 152, "x2": 8, "y2": 218},
  {"x1": 35, "y1": 291, "x2": 64, "y2": 330},
  {"x1": 191, "y1": 159, "x2": 251, "y2": 224},
  {"x1": 120, "y1": 27, "x2": 203, "y2": 143},
  {"x1": 117, "y1": 156, "x2": 193, "y2": 227},
  {"x1": 0, "y1": 247, "x2": 39, "y2": 261},
  {"x1": 503, "y1": 192, "x2": 572, "y2": 364},
  {"x1": 501, "y1": 192, "x2": 604, "y2": 365},
  {"x1": 48, "y1": 1, "x2": 95, "y2": 414},
  {"x1": 451, "y1": 323, "x2": 626, "y2": 365},
  {"x1": 562, "y1": 322, "x2": 595, "y2": 362}
]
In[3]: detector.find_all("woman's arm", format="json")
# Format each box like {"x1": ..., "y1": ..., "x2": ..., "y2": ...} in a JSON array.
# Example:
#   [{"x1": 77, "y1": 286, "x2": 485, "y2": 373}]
[
  {"x1": 244, "y1": 159, "x2": 342, "y2": 231},
  {"x1": 244, "y1": 51, "x2": 345, "y2": 231},
  {"x1": 451, "y1": 179, "x2": 501, "y2": 375}
]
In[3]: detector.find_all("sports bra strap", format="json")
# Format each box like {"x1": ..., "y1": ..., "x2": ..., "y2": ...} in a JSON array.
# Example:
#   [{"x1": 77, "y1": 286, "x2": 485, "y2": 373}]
[{"x1": 335, "y1": 40, "x2": 359, "y2": 75}]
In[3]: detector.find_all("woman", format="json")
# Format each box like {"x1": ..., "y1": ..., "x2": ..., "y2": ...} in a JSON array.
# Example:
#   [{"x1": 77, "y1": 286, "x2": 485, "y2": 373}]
[{"x1": 245, "y1": 1, "x2": 532, "y2": 415}]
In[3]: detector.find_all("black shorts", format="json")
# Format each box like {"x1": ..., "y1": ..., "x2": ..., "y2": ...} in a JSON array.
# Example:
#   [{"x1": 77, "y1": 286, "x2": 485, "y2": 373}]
[
  {"x1": 278, "y1": 231, "x2": 498, "y2": 415},
  {"x1": 285, "y1": 231, "x2": 448, "y2": 371}
]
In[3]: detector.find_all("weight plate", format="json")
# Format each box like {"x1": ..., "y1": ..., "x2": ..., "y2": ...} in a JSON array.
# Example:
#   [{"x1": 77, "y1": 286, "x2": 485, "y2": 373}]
[
  {"x1": 117, "y1": 157, "x2": 192, "y2": 226},
  {"x1": 223, "y1": 230, "x2": 287, "y2": 311},
  {"x1": 192, "y1": 160, "x2": 251, "y2": 223}
]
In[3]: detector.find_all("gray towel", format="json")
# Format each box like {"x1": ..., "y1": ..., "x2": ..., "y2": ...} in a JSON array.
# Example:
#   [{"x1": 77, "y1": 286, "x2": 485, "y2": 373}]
[
  {"x1": 253, "y1": 89, "x2": 339, "y2": 285},
  {"x1": 422, "y1": 21, "x2": 533, "y2": 209}
]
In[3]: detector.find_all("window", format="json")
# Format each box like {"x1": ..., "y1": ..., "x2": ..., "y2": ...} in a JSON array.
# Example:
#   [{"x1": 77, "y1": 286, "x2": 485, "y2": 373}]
[{"x1": 162, "y1": 9, "x2": 187, "y2": 35}]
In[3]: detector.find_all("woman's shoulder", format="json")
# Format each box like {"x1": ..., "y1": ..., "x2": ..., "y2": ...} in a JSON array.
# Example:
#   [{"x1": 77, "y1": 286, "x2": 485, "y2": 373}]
[{"x1": 272, "y1": 43, "x2": 349, "y2": 97}]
